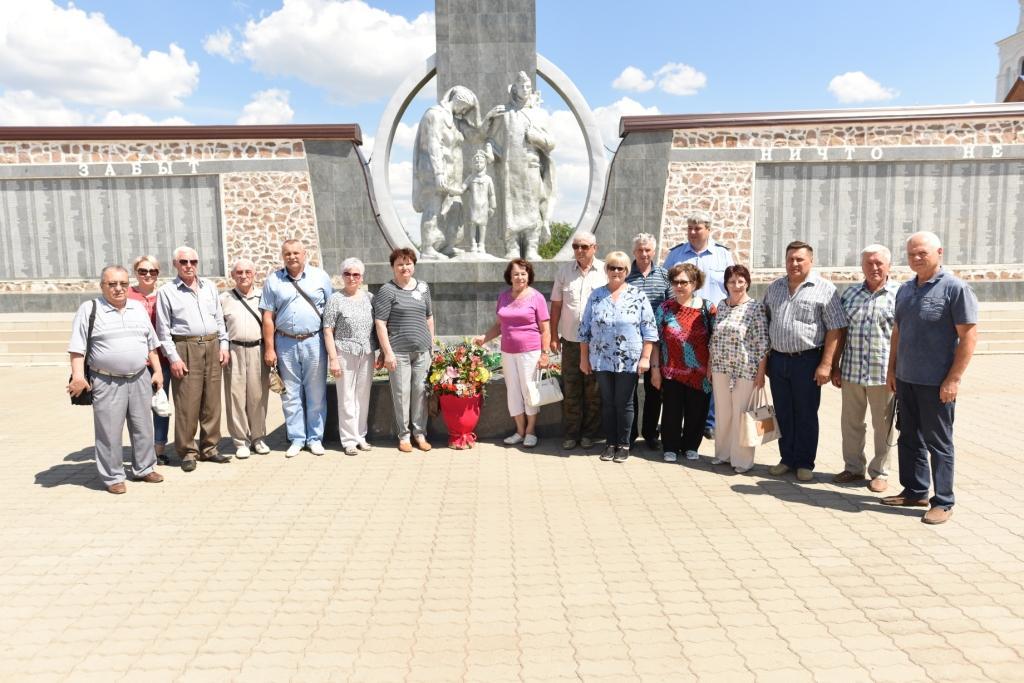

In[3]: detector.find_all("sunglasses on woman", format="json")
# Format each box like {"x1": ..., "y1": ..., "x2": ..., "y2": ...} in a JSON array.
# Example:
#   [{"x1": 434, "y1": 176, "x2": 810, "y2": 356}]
[
  {"x1": 606, "y1": 265, "x2": 627, "y2": 273},
  {"x1": 136, "y1": 268, "x2": 159, "y2": 276}
]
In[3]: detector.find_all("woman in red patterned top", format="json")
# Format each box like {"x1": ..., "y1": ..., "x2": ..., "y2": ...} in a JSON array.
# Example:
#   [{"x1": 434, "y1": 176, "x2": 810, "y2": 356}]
[{"x1": 651, "y1": 263, "x2": 716, "y2": 463}]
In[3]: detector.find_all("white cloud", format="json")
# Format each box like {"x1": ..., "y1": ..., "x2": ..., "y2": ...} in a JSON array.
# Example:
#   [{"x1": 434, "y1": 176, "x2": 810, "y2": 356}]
[
  {"x1": 236, "y1": 89, "x2": 294, "y2": 125},
  {"x1": 654, "y1": 63, "x2": 707, "y2": 96},
  {"x1": 0, "y1": 90, "x2": 84, "y2": 125},
  {"x1": 612, "y1": 66, "x2": 655, "y2": 93},
  {"x1": 827, "y1": 71, "x2": 898, "y2": 103},
  {"x1": 0, "y1": 0, "x2": 199, "y2": 109},
  {"x1": 593, "y1": 97, "x2": 662, "y2": 150},
  {"x1": 203, "y1": 29, "x2": 238, "y2": 62},
  {"x1": 99, "y1": 111, "x2": 192, "y2": 126},
  {"x1": 393, "y1": 122, "x2": 417, "y2": 150},
  {"x1": 237, "y1": 0, "x2": 434, "y2": 104}
]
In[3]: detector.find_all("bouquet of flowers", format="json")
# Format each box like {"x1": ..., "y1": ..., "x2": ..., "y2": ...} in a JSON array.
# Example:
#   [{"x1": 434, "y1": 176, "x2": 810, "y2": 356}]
[{"x1": 428, "y1": 339, "x2": 500, "y2": 397}]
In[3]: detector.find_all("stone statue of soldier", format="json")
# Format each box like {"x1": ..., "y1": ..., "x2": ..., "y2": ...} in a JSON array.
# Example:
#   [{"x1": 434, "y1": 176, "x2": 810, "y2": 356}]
[{"x1": 484, "y1": 71, "x2": 556, "y2": 260}]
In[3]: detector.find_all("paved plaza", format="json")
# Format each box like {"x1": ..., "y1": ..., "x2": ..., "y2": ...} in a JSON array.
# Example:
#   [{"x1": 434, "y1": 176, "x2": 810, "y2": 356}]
[{"x1": 1, "y1": 356, "x2": 1023, "y2": 682}]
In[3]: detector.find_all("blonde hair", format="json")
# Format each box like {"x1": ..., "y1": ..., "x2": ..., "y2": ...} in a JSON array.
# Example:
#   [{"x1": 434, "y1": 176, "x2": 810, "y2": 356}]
[
  {"x1": 603, "y1": 250, "x2": 630, "y2": 269},
  {"x1": 132, "y1": 254, "x2": 160, "y2": 271}
]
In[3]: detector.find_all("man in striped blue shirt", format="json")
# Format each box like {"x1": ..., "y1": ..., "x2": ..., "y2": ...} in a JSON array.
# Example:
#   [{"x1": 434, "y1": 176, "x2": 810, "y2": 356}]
[
  {"x1": 829, "y1": 245, "x2": 899, "y2": 493},
  {"x1": 763, "y1": 241, "x2": 847, "y2": 482},
  {"x1": 627, "y1": 232, "x2": 670, "y2": 448}
]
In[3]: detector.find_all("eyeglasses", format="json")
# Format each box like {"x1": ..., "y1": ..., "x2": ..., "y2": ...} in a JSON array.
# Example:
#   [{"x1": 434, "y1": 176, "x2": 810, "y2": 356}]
[
  {"x1": 104, "y1": 281, "x2": 130, "y2": 289},
  {"x1": 178, "y1": 259, "x2": 199, "y2": 266},
  {"x1": 672, "y1": 279, "x2": 691, "y2": 286},
  {"x1": 342, "y1": 271, "x2": 363, "y2": 278},
  {"x1": 136, "y1": 268, "x2": 159, "y2": 276},
  {"x1": 571, "y1": 243, "x2": 593, "y2": 250},
  {"x1": 607, "y1": 265, "x2": 626, "y2": 273}
]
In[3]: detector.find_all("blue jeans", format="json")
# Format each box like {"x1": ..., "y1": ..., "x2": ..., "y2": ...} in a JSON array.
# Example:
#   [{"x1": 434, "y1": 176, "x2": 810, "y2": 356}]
[
  {"x1": 895, "y1": 379, "x2": 956, "y2": 509},
  {"x1": 767, "y1": 349, "x2": 822, "y2": 470},
  {"x1": 596, "y1": 371, "x2": 637, "y2": 447},
  {"x1": 153, "y1": 358, "x2": 171, "y2": 445},
  {"x1": 276, "y1": 334, "x2": 327, "y2": 445}
]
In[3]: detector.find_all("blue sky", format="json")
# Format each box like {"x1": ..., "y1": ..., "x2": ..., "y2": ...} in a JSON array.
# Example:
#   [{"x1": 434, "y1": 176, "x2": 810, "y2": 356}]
[{"x1": 0, "y1": 0, "x2": 1019, "y2": 230}]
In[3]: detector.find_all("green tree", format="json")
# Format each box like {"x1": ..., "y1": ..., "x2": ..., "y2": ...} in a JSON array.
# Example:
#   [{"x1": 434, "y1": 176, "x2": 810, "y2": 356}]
[{"x1": 537, "y1": 221, "x2": 574, "y2": 259}]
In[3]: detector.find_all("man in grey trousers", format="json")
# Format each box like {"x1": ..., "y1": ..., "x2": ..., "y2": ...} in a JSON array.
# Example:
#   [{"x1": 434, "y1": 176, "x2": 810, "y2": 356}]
[{"x1": 68, "y1": 265, "x2": 166, "y2": 494}]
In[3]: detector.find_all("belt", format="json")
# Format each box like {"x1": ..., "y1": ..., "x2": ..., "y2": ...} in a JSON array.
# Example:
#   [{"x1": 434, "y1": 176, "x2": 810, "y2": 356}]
[
  {"x1": 276, "y1": 330, "x2": 318, "y2": 340},
  {"x1": 772, "y1": 347, "x2": 823, "y2": 357},
  {"x1": 230, "y1": 339, "x2": 262, "y2": 348},
  {"x1": 90, "y1": 367, "x2": 145, "y2": 379},
  {"x1": 172, "y1": 333, "x2": 218, "y2": 343}
]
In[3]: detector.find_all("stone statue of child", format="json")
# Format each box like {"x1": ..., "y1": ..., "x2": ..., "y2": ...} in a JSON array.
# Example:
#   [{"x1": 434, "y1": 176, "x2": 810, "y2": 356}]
[{"x1": 461, "y1": 150, "x2": 496, "y2": 254}]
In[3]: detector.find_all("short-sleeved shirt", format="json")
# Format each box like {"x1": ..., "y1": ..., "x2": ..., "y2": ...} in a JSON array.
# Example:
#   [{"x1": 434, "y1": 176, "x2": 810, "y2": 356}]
[
  {"x1": 662, "y1": 241, "x2": 734, "y2": 305},
  {"x1": 259, "y1": 265, "x2": 333, "y2": 336},
  {"x1": 69, "y1": 298, "x2": 159, "y2": 376},
  {"x1": 763, "y1": 272, "x2": 848, "y2": 353},
  {"x1": 578, "y1": 284, "x2": 657, "y2": 373},
  {"x1": 323, "y1": 291, "x2": 378, "y2": 356},
  {"x1": 839, "y1": 280, "x2": 900, "y2": 386},
  {"x1": 127, "y1": 286, "x2": 165, "y2": 361},
  {"x1": 221, "y1": 288, "x2": 264, "y2": 343},
  {"x1": 155, "y1": 277, "x2": 229, "y2": 363},
  {"x1": 626, "y1": 261, "x2": 671, "y2": 312},
  {"x1": 894, "y1": 269, "x2": 978, "y2": 386},
  {"x1": 373, "y1": 279, "x2": 433, "y2": 353},
  {"x1": 496, "y1": 287, "x2": 549, "y2": 354},
  {"x1": 710, "y1": 299, "x2": 770, "y2": 383},
  {"x1": 550, "y1": 258, "x2": 607, "y2": 342},
  {"x1": 657, "y1": 299, "x2": 716, "y2": 393}
]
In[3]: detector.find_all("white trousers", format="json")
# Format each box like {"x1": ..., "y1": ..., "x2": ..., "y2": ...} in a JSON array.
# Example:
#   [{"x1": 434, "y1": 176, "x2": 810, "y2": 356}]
[
  {"x1": 335, "y1": 350, "x2": 374, "y2": 447},
  {"x1": 502, "y1": 350, "x2": 542, "y2": 417},
  {"x1": 712, "y1": 374, "x2": 757, "y2": 470}
]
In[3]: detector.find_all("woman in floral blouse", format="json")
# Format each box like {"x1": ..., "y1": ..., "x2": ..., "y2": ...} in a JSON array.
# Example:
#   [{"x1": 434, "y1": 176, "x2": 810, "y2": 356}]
[
  {"x1": 709, "y1": 264, "x2": 770, "y2": 473},
  {"x1": 652, "y1": 262, "x2": 716, "y2": 463},
  {"x1": 579, "y1": 251, "x2": 657, "y2": 463}
]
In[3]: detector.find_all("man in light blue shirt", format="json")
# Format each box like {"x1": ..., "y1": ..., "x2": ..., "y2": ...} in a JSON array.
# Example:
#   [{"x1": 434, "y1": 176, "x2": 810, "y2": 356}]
[
  {"x1": 662, "y1": 211, "x2": 734, "y2": 439},
  {"x1": 260, "y1": 239, "x2": 333, "y2": 458}
]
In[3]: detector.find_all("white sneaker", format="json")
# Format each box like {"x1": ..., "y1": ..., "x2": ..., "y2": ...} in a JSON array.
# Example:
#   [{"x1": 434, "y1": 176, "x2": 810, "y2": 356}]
[
  {"x1": 286, "y1": 442, "x2": 302, "y2": 458},
  {"x1": 356, "y1": 441, "x2": 372, "y2": 451},
  {"x1": 503, "y1": 433, "x2": 524, "y2": 445},
  {"x1": 252, "y1": 440, "x2": 270, "y2": 455},
  {"x1": 711, "y1": 457, "x2": 728, "y2": 465},
  {"x1": 685, "y1": 450, "x2": 699, "y2": 460},
  {"x1": 308, "y1": 441, "x2": 325, "y2": 456},
  {"x1": 523, "y1": 434, "x2": 538, "y2": 448},
  {"x1": 235, "y1": 445, "x2": 251, "y2": 459},
  {"x1": 663, "y1": 451, "x2": 677, "y2": 463}
]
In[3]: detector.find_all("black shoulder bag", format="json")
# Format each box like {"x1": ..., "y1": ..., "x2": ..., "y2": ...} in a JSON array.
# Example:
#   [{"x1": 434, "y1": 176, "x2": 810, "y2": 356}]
[
  {"x1": 69, "y1": 300, "x2": 98, "y2": 406},
  {"x1": 285, "y1": 271, "x2": 324, "y2": 322},
  {"x1": 232, "y1": 288, "x2": 264, "y2": 326}
]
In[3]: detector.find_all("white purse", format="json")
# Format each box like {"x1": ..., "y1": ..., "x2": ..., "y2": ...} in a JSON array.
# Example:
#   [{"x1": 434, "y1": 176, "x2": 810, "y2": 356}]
[
  {"x1": 739, "y1": 386, "x2": 781, "y2": 448},
  {"x1": 525, "y1": 368, "x2": 563, "y2": 408}
]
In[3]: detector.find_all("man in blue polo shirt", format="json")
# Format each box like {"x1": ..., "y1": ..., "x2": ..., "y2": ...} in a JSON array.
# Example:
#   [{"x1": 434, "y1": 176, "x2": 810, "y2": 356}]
[
  {"x1": 663, "y1": 211, "x2": 734, "y2": 440},
  {"x1": 883, "y1": 231, "x2": 977, "y2": 525}
]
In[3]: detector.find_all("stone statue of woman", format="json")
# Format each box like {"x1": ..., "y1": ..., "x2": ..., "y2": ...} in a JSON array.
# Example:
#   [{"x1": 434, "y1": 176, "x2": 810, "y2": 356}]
[{"x1": 411, "y1": 85, "x2": 481, "y2": 259}]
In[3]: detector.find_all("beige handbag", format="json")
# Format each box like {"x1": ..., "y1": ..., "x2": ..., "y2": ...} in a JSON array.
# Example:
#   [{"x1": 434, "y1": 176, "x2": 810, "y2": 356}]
[
  {"x1": 268, "y1": 366, "x2": 287, "y2": 395},
  {"x1": 739, "y1": 386, "x2": 780, "y2": 448},
  {"x1": 525, "y1": 368, "x2": 563, "y2": 409}
]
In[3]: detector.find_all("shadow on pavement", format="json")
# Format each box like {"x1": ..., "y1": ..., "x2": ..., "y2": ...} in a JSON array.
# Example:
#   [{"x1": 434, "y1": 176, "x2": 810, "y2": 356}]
[
  {"x1": 730, "y1": 478, "x2": 924, "y2": 517},
  {"x1": 34, "y1": 446, "x2": 105, "y2": 490}
]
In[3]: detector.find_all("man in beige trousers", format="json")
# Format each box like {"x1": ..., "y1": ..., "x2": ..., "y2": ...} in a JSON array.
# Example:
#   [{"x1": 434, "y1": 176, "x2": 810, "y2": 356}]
[{"x1": 221, "y1": 259, "x2": 271, "y2": 459}]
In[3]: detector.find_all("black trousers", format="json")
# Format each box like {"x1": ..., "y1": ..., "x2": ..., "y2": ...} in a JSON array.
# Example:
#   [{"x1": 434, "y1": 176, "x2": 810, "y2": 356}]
[
  {"x1": 661, "y1": 379, "x2": 710, "y2": 455},
  {"x1": 630, "y1": 368, "x2": 661, "y2": 444}
]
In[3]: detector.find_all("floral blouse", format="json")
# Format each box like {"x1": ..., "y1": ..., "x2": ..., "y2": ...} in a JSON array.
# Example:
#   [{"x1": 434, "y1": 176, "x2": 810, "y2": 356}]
[
  {"x1": 710, "y1": 299, "x2": 770, "y2": 383},
  {"x1": 323, "y1": 291, "x2": 378, "y2": 356},
  {"x1": 578, "y1": 284, "x2": 657, "y2": 373},
  {"x1": 656, "y1": 299, "x2": 716, "y2": 393}
]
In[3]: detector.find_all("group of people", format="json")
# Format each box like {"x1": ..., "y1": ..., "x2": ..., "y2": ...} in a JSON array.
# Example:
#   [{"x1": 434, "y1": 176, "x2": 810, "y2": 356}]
[{"x1": 68, "y1": 217, "x2": 977, "y2": 525}]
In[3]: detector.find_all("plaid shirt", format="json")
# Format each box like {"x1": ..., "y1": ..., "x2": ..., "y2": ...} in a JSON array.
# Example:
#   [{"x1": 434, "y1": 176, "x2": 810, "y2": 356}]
[
  {"x1": 626, "y1": 261, "x2": 671, "y2": 312},
  {"x1": 839, "y1": 280, "x2": 899, "y2": 386},
  {"x1": 763, "y1": 272, "x2": 847, "y2": 353}
]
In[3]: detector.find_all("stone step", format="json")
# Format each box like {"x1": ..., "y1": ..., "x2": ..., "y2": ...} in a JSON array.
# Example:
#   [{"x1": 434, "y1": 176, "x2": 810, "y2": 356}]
[
  {"x1": 975, "y1": 339, "x2": 1024, "y2": 354},
  {"x1": 0, "y1": 352, "x2": 67, "y2": 367},
  {"x1": 0, "y1": 340, "x2": 67, "y2": 354}
]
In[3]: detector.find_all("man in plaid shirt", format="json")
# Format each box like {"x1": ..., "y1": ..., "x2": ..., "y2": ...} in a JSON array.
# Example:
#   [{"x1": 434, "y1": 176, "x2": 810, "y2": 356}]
[{"x1": 829, "y1": 245, "x2": 900, "y2": 493}]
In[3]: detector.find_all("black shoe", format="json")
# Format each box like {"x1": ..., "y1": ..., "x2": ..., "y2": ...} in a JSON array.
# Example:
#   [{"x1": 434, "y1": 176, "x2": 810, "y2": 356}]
[
  {"x1": 157, "y1": 455, "x2": 169, "y2": 466},
  {"x1": 643, "y1": 437, "x2": 660, "y2": 450},
  {"x1": 703, "y1": 427, "x2": 715, "y2": 440},
  {"x1": 181, "y1": 459, "x2": 197, "y2": 472},
  {"x1": 613, "y1": 448, "x2": 629, "y2": 463},
  {"x1": 200, "y1": 453, "x2": 232, "y2": 464}
]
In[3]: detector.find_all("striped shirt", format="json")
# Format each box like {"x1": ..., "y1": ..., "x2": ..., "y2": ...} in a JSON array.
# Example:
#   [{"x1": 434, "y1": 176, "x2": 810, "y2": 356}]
[
  {"x1": 839, "y1": 280, "x2": 899, "y2": 386},
  {"x1": 763, "y1": 272, "x2": 847, "y2": 353},
  {"x1": 626, "y1": 261, "x2": 671, "y2": 312},
  {"x1": 373, "y1": 279, "x2": 433, "y2": 353}
]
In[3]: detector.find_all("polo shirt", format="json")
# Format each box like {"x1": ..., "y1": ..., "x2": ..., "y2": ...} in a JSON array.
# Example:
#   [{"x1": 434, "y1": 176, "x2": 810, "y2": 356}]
[
  {"x1": 894, "y1": 268, "x2": 978, "y2": 386},
  {"x1": 550, "y1": 258, "x2": 607, "y2": 342},
  {"x1": 68, "y1": 298, "x2": 159, "y2": 376},
  {"x1": 763, "y1": 272, "x2": 847, "y2": 353},
  {"x1": 662, "y1": 241, "x2": 734, "y2": 305}
]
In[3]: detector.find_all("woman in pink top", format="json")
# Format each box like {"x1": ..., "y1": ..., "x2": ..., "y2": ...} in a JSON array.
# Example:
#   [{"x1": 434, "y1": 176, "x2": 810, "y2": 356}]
[
  {"x1": 473, "y1": 259, "x2": 551, "y2": 447},
  {"x1": 127, "y1": 254, "x2": 171, "y2": 463}
]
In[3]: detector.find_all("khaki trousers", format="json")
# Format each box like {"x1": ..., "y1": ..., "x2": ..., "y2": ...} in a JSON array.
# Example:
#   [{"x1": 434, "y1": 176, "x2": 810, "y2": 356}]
[
  {"x1": 711, "y1": 374, "x2": 756, "y2": 471},
  {"x1": 224, "y1": 343, "x2": 269, "y2": 448},
  {"x1": 840, "y1": 382, "x2": 894, "y2": 478},
  {"x1": 172, "y1": 338, "x2": 222, "y2": 460}
]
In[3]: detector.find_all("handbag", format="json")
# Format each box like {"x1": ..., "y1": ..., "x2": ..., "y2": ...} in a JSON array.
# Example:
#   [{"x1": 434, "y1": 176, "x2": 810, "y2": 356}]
[
  {"x1": 525, "y1": 368, "x2": 563, "y2": 409},
  {"x1": 69, "y1": 300, "x2": 98, "y2": 406},
  {"x1": 268, "y1": 366, "x2": 287, "y2": 395},
  {"x1": 739, "y1": 386, "x2": 781, "y2": 447}
]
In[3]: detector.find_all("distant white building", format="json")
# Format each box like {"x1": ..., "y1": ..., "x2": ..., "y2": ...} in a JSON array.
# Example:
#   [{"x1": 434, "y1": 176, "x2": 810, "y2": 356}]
[{"x1": 996, "y1": 0, "x2": 1024, "y2": 100}]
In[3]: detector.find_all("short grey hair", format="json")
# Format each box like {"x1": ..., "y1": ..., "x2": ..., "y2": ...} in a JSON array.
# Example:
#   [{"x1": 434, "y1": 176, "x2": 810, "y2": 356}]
[
  {"x1": 632, "y1": 233, "x2": 657, "y2": 250},
  {"x1": 572, "y1": 230, "x2": 596, "y2": 245},
  {"x1": 686, "y1": 210, "x2": 712, "y2": 227},
  {"x1": 99, "y1": 265, "x2": 128, "y2": 284},
  {"x1": 340, "y1": 257, "x2": 365, "y2": 275},
  {"x1": 907, "y1": 231, "x2": 942, "y2": 249},
  {"x1": 230, "y1": 258, "x2": 256, "y2": 272},
  {"x1": 861, "y1": 244, "x2": 892, "y2": 263},
  {"x1": 172, "y1": 245, "x2": 197, "y2": 261}
]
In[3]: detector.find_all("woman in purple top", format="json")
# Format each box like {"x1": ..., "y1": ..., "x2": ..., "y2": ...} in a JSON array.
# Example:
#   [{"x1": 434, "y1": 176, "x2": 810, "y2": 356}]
[{"x1": 473, "y1": 259, "x2": 551, "y2": 447}]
